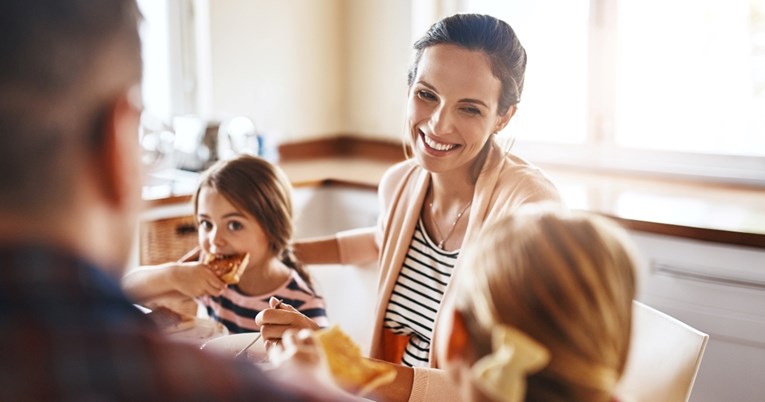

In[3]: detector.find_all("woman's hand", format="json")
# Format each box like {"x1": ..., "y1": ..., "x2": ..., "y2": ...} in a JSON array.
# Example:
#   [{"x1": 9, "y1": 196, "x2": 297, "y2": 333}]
[
  {"x1": 256, "y1": 297, "x2": 321, "y2": 350},
  {"x1": 169, "y1": 261, "x2": 225, "y2": 297}
]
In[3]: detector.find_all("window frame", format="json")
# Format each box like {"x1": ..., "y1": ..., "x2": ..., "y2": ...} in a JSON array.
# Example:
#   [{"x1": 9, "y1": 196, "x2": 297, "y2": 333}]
[{"x1": 457, "y1": 0, "x2": 765, "y2": 186}]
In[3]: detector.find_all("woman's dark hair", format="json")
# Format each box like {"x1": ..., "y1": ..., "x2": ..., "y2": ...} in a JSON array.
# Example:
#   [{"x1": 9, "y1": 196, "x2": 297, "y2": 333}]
[
  {"x1": 407, "y1": 13, "x2": 527, "y2": 116},
  {"x1": 192, "y1": 155, "x2": 315, "y2": 289}
]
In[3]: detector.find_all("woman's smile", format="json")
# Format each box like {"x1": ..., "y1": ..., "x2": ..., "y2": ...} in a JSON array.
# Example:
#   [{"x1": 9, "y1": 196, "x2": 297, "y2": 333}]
[{"x1": 420, "y1": 130, "x2": 460, "y2": 153}]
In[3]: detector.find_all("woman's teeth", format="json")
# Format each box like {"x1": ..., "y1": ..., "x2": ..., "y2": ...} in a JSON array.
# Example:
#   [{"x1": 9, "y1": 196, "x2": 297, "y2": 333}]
[{"x1": 424, "y1": 135, "x2": 456, "y2": 151}]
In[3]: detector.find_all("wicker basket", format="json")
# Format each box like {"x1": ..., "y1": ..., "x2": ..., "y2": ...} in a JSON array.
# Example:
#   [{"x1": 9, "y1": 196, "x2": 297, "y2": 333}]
[{"x1": 139, "y1": 215, "x2": 199, "y2": 265}]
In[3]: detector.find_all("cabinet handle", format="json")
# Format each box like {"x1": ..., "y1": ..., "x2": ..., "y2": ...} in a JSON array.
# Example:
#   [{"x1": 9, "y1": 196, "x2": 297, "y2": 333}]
[
  {"x1": 175, "y1": 223, "x2": 197, "y2": 235},
  {"x1": 653, "y1": 262, "x2": 765, "y2": 291}
]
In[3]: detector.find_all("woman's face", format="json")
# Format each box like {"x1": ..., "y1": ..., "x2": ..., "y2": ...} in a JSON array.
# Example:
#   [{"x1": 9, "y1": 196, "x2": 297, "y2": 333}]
[
  {"x1": 196, "y1": 186, "x2": 270, "y2": 267},
  {"x1": 407, "y1": 44, "x2": 510, "y2": 174}
]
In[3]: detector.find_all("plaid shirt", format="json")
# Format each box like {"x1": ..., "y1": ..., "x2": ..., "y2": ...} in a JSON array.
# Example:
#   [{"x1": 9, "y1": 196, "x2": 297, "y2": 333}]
[{"x1": 0, "y1": 244, "x2": 337, "y2": 402}]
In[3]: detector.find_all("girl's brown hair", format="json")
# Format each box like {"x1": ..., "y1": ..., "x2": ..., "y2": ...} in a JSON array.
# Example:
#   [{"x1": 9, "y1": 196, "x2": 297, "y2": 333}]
[
  {"x1": 455, "y1": 207, "x2": 639, "y2": 402},
  {"x1": 192, "y1": 155, "x2": 314, "y2": 288}
]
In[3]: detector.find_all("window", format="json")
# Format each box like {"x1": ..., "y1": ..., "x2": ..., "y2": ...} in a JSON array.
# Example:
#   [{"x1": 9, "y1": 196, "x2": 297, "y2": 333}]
[
  {"x1": 137, "y1": 0, "x2": 173, "y2": 120},
  {"x1": 459, "y1": 0, "x2": 765, "y2": 184},
  {"x1": 136, "y1": 0, "x2": 203, "y2": 177},
  {"x1": 136, "y1": 0, "x2": 197, "y2": 121}
]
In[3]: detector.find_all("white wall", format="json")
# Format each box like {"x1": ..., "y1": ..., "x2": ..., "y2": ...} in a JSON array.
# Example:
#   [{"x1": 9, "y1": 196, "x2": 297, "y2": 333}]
[
  {"x1": 200, "y1": 0, "x2": 412, "y2": 145},
  {"x1": 345, "y1": 0, "x2": 412, "y2": 142},
  {"x1": 204, "y1": 0, "x2": 344, "y2": 143}
]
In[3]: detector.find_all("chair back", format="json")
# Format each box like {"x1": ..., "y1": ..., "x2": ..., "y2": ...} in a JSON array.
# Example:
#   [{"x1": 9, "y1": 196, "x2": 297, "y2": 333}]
[{"x1": 615, "y1": 301, "x2": 709, "y2": 402}]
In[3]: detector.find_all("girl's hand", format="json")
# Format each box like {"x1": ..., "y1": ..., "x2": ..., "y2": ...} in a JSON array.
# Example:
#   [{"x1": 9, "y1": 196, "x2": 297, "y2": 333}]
[
  {"x1": 256, "y1": 297, "x2": 321, "y2": 350},
  {"x1": 169, "y1": 261, "x2": 225, "y2": 297}
]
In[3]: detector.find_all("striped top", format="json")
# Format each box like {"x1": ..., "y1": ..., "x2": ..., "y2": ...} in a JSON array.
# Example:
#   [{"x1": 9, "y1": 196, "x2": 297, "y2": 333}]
[
  {"x1": 383, "y1": 218, "x2": 459, "y2": 367},
  {"x1": 200, "y1": 269, "x2": 329, "y2": 333}
]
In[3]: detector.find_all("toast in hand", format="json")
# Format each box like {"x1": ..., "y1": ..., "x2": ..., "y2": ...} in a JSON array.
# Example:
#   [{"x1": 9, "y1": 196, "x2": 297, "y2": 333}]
[
  {"x1": 315, "y1": 325, "x2": 397, "y2": 396},
  {"x1": 203, "y1": 252, "x2": 250, "y2": 284}
]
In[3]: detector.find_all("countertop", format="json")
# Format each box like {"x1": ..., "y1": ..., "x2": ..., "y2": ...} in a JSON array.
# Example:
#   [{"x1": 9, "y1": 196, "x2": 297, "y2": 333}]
[{"x1": 142, "y1": 157, "x2": 765, "y2": 249}]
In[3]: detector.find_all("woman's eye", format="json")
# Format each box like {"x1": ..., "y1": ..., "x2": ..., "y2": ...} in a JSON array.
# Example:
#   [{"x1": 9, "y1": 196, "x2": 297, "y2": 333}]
[
  {"x1": 461, "y1": 106, "x2": 482, "y2": 116},
  {"x1": 198, "y1": 220, "x2": 212, "y2": 230},
  {"x1": 417, "y1": 89, "x2": 436, "y2": 101},
  {"x1": 227, "y1": 221, "x2": 243, "y2": 231}
]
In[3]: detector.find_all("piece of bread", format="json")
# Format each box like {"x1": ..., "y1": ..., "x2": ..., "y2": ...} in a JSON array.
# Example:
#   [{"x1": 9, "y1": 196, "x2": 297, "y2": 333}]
[
  {"x1": 146, "y1": 305, "x2": 196, "y2": 333},
  {"x1": 203, "y1": 253, "x2": 250, "y2": 284},
  {"x1": 314, "y1": 325, "x2": 397, "y2": 396}
]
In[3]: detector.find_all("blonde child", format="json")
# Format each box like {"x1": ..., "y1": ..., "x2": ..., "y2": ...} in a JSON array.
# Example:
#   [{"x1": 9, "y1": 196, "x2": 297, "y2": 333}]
[
  {"x1": 123, "y1": 155, "x2": 328, "y2": 333},
  {"x1": 435, "y1": 207, "x2": 640, "y2": 402}
]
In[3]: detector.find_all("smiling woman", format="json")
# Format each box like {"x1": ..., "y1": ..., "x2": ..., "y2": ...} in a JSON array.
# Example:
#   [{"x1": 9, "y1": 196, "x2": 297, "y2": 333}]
[{"x1": 257, "y1": 14, "x2": 565, "y2": 402}]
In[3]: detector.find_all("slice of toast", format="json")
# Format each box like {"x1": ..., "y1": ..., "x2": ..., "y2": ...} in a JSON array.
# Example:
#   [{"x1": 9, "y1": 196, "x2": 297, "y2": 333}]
[
  {"x1": 315, "y1": 325, "x2": 397, "y2": 396},
  {"x1": 203, "y1": 253, "x2": 250, "y2": 284}
]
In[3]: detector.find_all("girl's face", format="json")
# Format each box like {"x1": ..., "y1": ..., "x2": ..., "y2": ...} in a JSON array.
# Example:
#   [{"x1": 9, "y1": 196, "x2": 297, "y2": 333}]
[
  {"x1": 407, "y1": 44, "x2": 512, "y2": 175},
  {"x1": 196, "y1": 186, "x2": 271, "y2": 266}
]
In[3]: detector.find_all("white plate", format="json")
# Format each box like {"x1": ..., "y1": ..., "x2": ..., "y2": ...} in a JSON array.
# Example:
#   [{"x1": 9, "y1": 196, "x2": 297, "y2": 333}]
[
  {"x1": 200, "y1": 332, "x2": 268, "y2": 363},
  {"x1": 166, "y1": 318, "x2": 228, "y2": 344}
]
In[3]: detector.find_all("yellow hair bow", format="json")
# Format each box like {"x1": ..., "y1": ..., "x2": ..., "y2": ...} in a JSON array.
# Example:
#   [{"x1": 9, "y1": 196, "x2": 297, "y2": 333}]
[{"x1": 471, "y1": 325, "x2": 550, "y2": 402}]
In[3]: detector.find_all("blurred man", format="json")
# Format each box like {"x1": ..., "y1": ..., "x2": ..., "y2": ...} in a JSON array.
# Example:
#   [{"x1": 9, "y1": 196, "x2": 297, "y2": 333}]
[{"x1": 0, "y1": 1, "x2": 351, "y2": 400}]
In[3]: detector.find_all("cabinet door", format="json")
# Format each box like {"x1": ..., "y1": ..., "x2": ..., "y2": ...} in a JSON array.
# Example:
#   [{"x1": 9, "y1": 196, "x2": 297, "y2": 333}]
[{"x1": 629, "y1": 231, "x2": 765, "y2": 402}]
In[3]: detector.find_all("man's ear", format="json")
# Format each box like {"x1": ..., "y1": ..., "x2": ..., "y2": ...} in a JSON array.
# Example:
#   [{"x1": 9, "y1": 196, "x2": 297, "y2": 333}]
[{"x1": 97, "y1": 87, "x2": 142, "y2": 208}]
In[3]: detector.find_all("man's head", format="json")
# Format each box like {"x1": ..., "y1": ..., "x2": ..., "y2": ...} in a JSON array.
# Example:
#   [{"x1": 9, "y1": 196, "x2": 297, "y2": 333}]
[{"x1": 0, "y1": 0, "x2": 143, "y2": 272}]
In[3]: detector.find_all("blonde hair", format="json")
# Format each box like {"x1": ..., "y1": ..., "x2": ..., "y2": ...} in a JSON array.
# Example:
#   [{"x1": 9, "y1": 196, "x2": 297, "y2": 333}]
[
  {"x1": 454, "y1": 206, "x2": 639, "y2": 402},
  {"x1": 192, "y1": 155, "x2": 314, "y2": 288}
]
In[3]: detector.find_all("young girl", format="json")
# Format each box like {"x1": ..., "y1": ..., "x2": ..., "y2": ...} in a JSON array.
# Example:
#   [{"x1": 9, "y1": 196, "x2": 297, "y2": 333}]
[
  {"x1": 123, "y1": 155, "x2": 329, "y2": 333},
  {"x1": 436, "y1": 207, "x2": 640, "y2": 402}
]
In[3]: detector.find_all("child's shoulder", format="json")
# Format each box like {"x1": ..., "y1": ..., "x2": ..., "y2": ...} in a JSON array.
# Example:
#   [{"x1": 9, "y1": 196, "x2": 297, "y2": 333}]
[{"x1": 285, "y1": 270, "x2": 316, "y2": 293}]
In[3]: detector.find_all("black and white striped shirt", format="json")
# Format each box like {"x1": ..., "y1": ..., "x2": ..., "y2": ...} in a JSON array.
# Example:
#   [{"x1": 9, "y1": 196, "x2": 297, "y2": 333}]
[{"x1": 383, "y1": 218, "x2": 460, "y2": 367}]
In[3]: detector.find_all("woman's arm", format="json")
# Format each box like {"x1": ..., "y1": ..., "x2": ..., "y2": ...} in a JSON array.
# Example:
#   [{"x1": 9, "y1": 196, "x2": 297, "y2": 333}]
[
  {"x1": 293, "y1": 161, "x2": 414, "y2": 267},
  {"x1": 364, "y1": 360, "x2": 415, "y2": 402},
  {"x1": 292, "y1": 236, "x2": 342, "y2": 265},
  {"x1": 293, "y1": 227, "x2": 378, "y2": 266}
]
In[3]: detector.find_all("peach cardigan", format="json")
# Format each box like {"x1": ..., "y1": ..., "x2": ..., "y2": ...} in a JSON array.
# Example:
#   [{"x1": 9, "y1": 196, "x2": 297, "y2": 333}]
[{"x1": 336, "y1": 149, "x2": 561, "y2": 402}]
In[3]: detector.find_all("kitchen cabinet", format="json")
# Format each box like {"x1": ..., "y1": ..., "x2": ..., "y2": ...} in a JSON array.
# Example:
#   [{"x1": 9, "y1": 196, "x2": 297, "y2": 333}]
[
  {"x1": 629, "y1": 231, "x2": 765, "y2": 402},
  {"x1": 292, "y1": 185, "x2": 380, "y2": 354}
]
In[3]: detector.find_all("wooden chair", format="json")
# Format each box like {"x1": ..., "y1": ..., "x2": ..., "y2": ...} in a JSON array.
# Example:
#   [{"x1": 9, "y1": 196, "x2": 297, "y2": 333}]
[{"x1": 616, "y1": 301, "x2": 709, "y2": 402}]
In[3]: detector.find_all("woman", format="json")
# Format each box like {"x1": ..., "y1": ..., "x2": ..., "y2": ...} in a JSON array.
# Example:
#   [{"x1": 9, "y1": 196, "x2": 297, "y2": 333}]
[
  {"x1": 436, "y1": 208, "x2": 638, "y2": 402},
  {"x1": 257, "y1": 13, "x2": 561, "y2": 401}
]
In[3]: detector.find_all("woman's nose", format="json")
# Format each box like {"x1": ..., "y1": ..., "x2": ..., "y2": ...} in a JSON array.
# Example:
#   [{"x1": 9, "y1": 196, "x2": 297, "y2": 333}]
[{"x1": 428, "y1": 105, "x2": 453, "y2": 136}]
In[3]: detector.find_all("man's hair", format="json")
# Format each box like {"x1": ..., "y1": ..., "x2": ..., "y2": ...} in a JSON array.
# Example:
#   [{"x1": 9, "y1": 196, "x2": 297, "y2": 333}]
[{"x1": 0, "y1": 0, "x2": 142, "y2": 213}]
